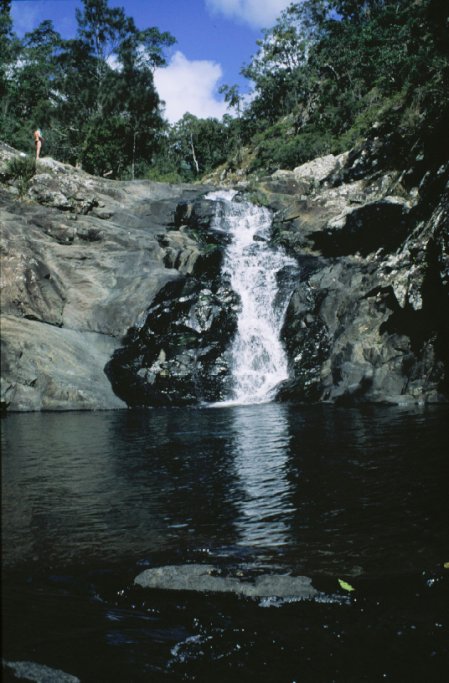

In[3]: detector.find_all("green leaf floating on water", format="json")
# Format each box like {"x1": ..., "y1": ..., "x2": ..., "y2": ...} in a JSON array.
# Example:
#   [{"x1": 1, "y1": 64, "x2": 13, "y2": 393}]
[{"x1": 338, "y1": 579, "x2": 355, "y2": 592}]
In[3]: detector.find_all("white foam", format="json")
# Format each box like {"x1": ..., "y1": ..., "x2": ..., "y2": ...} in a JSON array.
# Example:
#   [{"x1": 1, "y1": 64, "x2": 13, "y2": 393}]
[{"x1": 207, "y1": 191, "x2": 297, "y2": 405}]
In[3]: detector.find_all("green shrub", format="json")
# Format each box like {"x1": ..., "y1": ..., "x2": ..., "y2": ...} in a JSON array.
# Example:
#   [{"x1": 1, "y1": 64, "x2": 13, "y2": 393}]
[
  {"x1": 250, "y1": 126, "x2": 337, "y2": 173},
  {"x1": 145, "y1": 168, "x2": 183, "y2": 184},
  {"x1": 2, "y1": 155, "x2": 36, "y2": 194}
]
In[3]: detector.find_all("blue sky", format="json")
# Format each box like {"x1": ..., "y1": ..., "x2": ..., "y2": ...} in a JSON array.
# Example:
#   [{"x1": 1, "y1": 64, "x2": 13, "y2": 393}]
[{"x1": 11, "y1": 0, "x2": 293, "y2": 122}]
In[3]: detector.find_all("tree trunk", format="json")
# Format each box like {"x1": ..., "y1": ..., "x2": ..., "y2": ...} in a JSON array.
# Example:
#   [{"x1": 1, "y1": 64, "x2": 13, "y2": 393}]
[
  {"x1": 190, "y1": 133, "x2": 199, "y2": 174},
  {"x1": 132, "y1": 130, "x2": 137, "y2": 180}
]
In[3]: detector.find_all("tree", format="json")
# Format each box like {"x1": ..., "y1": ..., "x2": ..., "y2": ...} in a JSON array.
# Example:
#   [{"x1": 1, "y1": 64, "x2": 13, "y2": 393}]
[
  {"x1": 237, "y1": 0, "x2": 449, "y2": 172},
  {"x1": 65, "y1": 0, "x2": 175, "y2": 174},
  {"x1": 0, "y1": 0, "x2": 22, "y2": 141},
  {"x1": 152, "y1": 113, "x2": 234, "y2": 181},
  {"x1": 218, "y1": 84, "x2": 244, "y2": 163},
  {"x1": 239, "y1": 1, "x2": 333, "y2": 133},
  {"x1": 0, "y1": 0, "x2": 175, "y2": 174}
]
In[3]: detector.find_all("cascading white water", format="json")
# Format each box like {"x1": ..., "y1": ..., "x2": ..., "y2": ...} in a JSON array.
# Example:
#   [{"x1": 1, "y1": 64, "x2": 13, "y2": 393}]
[{"x1": 208, "y1": 190, "x2": 297, "y2": 405}]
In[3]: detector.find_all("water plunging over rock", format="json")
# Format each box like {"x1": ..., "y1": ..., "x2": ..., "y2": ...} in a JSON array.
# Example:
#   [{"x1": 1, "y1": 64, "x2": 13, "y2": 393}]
[
  {"x1": 105, "y1": 192, "x2": 297, "y2": 406},
  {"x1": 1, "y1": 140, "x2": 447, "y2": 410},
  {"x1": 208, "y1": 191, "x2": 298, "y2": 404}
]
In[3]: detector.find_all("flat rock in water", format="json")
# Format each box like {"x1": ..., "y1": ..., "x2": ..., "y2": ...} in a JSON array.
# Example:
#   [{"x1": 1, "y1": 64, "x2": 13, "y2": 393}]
[
  {"x1": 2, "y1": 660, "x2": 80, "y2": 683},
  {"x1": 134, "y1": 564, "x2": 319, "y2": 599}
]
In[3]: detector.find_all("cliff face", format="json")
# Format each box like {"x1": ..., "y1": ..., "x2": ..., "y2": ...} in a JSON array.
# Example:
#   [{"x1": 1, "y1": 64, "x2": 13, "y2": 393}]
[
  {"x1": 254, "y1": 143, "x2": 449, "y2": 405},
  {"x1": 0, "y1": 136, "x2": 447, "y2": 411}
]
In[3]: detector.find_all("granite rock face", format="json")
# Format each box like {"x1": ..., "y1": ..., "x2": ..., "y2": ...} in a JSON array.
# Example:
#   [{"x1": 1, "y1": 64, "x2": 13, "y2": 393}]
[
  {"x1": 1, "y1": 135, "x2": 448, "y2": 410},
  {"x1": 0, "y1": 144, "x2": 214, "y2": 410},
  {"x1": 267, "y1": 150, "x2": 449, "y2": 405}
]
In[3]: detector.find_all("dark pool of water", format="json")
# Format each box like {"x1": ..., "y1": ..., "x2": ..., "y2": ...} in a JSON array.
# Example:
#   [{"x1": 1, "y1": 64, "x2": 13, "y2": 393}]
[{"x1": 2, "y1": 404, "x2": 449, "y2": 681}]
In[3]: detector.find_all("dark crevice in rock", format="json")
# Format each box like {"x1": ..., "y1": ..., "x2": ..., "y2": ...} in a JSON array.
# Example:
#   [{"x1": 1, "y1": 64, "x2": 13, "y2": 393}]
[
  {"x1": 310, "y1": 201, "x2": 411, "y2": 257},
  {"x1": 379, "y1": 239, "x2": 449, "y2": 395}
]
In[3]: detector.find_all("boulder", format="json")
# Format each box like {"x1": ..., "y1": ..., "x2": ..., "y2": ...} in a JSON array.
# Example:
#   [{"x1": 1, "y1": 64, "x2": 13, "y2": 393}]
[
  {"x1": 134, "y1": 564, "x2": 320, "y2": 600},
  {"x1": 293, "y1": 152, "x2": 349, "y2": 184},
  {"x1": 105, "y1": 274, "x2": 239, "y2": 406}
]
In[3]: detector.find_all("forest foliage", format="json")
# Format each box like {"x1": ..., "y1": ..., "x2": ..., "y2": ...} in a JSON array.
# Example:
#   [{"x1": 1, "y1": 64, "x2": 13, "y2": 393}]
[
  {"x1": 1, "y1": 0, "x2": 175, "y2": 177},
  {"x1": 1, "y1": 0, "x2": 448, "y2": 180}
]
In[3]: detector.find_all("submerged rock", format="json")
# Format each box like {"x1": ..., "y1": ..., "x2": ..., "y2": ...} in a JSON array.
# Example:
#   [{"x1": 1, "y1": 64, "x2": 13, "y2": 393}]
[
  {"x1": 134, "y1": 564, "x2": 319, "y2": 599},
  {"x1": 2, "y1": 660, "x2": 80, "y2": 683}
]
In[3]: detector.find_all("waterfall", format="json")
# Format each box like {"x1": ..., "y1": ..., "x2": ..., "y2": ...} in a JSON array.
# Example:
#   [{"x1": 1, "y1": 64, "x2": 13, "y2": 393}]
[{"x1": 208, "y1": 190, "x2": 297, "y2": 405}]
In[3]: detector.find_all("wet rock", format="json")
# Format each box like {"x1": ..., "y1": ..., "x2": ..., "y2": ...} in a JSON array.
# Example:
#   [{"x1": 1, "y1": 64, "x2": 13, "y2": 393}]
[
  {"x1": 105, "y1": 276, "x2": 239, "y2": 406},
  {"x1": 134, "y1": 564, "x2": 319, "y2": 599},
  {"x1": 2, "y1": 660, "x2": 80, "y2": 683}
]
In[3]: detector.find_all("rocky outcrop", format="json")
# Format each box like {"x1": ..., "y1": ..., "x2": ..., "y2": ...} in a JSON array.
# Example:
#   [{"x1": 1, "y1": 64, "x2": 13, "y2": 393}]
[
  {"x1": 1, "y1": 135, "x2": 447, "y2": 410},
  {"x1": 261, "y1": 149, "x2": 449, "y2": 405},
  {"x1": 0, "y1": 143, "x2": 215, "y2": 410}
]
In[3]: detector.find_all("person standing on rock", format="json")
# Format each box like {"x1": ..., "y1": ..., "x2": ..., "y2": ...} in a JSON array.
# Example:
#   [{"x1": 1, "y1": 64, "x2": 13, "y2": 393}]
[{"x1": 34, "y1": 128, "x2": 43, "y2": 160}]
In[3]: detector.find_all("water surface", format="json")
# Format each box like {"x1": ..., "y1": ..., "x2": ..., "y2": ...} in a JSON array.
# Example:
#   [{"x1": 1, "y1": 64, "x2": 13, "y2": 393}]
[{"x1": 2, "y1": 405, "x2": 448, "y2": 681}]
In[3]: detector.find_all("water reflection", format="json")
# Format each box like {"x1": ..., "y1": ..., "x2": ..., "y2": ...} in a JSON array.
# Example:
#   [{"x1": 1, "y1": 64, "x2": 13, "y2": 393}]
[
  {"x1": 1, "y1": 405, "x2": 448, "y2": 575},
  {"x1": 230, "y1": 403, "x2": 294, "y2": 548},
  {"x1": 4, "y1": 414, "x2": 168, "y2": 565}
]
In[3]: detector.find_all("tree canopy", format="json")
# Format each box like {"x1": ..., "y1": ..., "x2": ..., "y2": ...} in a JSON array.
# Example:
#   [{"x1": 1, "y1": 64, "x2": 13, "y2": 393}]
[
  {"x1": 0, "y1": 0, "x2": 175, "y2": 177},
  {"x1": 1, "y1": 0, "x2": 447, "y2": 179},
  {"x1": 236, "y1": 0, "x2": 449, "y2": 171}
]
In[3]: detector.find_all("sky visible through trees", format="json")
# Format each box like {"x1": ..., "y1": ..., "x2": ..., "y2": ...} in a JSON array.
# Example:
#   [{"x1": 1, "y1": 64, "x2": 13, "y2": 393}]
[{"x1": 1, "y1": 0, "x2": 448, "y2": 181}]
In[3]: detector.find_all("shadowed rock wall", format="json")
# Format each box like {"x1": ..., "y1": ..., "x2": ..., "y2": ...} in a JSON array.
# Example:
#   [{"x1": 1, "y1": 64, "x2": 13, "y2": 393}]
[{"x1": 255, "y1": 145, "x2": 449, "y2": 405}]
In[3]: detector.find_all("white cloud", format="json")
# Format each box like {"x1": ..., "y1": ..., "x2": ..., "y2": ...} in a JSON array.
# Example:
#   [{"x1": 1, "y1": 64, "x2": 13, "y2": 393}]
[
  {"x1": 154, "y1": 51, "x2": 228, "y2": 124},
  {"x1": 205, "y1": 0, "x2": 292, "y2": 28}
]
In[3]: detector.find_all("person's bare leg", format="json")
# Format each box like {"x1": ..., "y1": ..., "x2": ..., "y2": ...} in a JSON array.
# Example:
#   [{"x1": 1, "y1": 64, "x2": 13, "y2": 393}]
[{"x1": 36, "y1": 140, "x2": 41, "y2": 160}]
